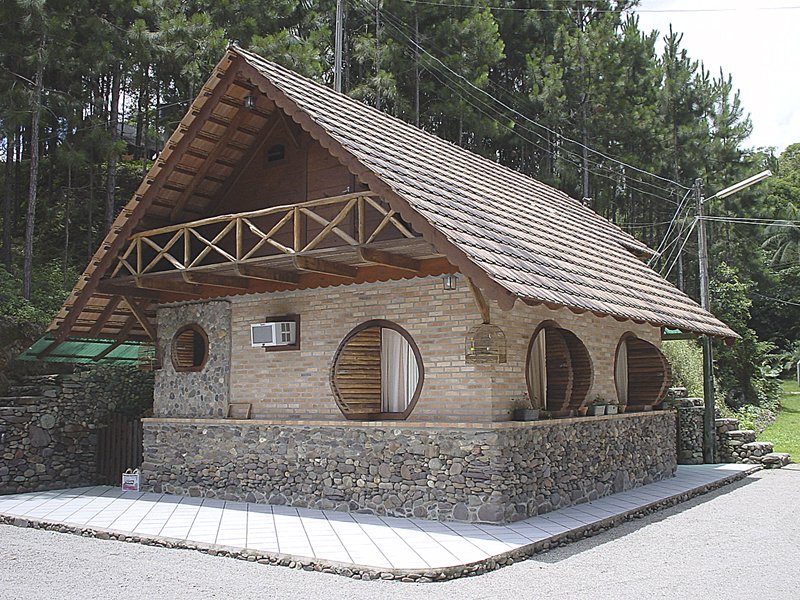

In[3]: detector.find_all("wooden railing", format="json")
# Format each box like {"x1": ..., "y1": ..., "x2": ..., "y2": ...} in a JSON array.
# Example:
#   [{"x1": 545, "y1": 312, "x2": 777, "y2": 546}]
[{"x1": 111, "y1": 192, "x2": 416, "y2": 278}]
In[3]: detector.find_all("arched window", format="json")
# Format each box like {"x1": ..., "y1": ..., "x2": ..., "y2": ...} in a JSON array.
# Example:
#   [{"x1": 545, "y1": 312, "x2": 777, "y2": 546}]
[
  {"x1": 331, "y1": 320, "x2": 423, "y2": 420},
  {"x1": 615, "y1": 334, "x2": 672, "y2": 410},
  {"x1": 526, "y1": 321, "x2": 592, "y2": 414},
  {"x1": 172, "y1": 324, "x2": 208, "y2": 372}
]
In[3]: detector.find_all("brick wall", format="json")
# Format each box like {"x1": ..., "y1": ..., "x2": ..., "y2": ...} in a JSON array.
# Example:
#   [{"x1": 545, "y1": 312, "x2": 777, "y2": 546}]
[{"x1": 155, "y1": 276, "x2": 661, "y2": 422}]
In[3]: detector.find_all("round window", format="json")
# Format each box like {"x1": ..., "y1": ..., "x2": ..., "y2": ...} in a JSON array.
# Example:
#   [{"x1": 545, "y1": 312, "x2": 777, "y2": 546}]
[
  {"x1": 171, "y1": 324, "x2": 209, "y2": 372},
  {"x1": 331, "y1": 320, "x2": 423, "y2": 420}
]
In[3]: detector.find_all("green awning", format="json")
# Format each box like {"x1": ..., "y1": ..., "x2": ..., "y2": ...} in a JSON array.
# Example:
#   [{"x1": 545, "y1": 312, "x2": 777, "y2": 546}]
[
  {"x1": 662, "y1": 328, "x2": 697, "y2": 341},
  {"x1": 16, "y1": 336, "x2": 149, "y2": 365}
]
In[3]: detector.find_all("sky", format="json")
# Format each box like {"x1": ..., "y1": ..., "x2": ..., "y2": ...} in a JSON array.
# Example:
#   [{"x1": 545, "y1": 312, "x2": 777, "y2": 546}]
[{"x1": 635, "y1": 0, "x2": 800, "y2": 154}]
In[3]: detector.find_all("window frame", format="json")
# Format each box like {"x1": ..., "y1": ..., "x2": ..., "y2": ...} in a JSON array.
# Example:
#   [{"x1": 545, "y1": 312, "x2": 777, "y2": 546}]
[
  {"x1": 330, "y1": 319, "x2": 424, "y2": 421},
  {"x1": 171, "y1": 324, "x2": 209, "y2": 372}
]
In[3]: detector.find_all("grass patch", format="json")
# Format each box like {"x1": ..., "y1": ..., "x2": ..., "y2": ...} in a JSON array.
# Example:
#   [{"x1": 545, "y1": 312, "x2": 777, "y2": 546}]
[{"x1": 758, "y1": 380, "x2": 800, "y2": 458}]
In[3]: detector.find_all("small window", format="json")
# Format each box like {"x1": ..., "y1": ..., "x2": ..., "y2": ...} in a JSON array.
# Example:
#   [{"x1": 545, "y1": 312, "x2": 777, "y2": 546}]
[
  {"x1": 172, "y1": 324, "x2": 208, "y2": 372},
  {"x1": 331, "y1": 320, "x2": 423, "y2": 420},
  {"x1": 266, "y1": 143, "x2": 285, "y2": 163}
]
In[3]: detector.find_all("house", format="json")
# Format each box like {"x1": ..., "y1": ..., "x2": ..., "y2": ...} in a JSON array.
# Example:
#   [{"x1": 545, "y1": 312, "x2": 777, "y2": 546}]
[{"x1": 41, "y1": 46, "x2": 736, "y2": 523}]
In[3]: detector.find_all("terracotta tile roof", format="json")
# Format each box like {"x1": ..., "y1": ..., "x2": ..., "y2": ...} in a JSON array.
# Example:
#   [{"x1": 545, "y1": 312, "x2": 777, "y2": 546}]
[{"x1": 236, "y1": 46, "x2": 736, "y2": 339}]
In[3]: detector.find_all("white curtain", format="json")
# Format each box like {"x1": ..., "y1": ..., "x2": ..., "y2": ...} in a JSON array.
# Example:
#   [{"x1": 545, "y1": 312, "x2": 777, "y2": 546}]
[
  {"x1": 528, "y1": 330, "x2": 547, "y2": 408},
  {"x1": 381, "y1": 329, "x2": 417, "y2": 412},
  {"x1": 615, "y1": 340, "x2": 629, "y2": 404}
]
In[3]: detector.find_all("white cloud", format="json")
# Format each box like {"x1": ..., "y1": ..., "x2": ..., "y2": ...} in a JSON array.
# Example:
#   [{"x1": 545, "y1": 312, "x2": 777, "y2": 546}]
[{"x1": 635, "y1": 0, "x2": 800, "y2": 153}]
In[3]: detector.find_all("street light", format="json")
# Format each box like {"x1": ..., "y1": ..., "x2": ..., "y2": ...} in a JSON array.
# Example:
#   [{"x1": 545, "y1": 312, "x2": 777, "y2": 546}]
[{"x1": 696, "y1": 169, "x2": 772, "y2": 463}]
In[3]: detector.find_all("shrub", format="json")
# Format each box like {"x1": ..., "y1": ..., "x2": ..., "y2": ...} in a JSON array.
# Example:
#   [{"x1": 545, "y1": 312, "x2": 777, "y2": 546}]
[{"x1": 662, "y1": 340, "x2": 704, "y2": 397}]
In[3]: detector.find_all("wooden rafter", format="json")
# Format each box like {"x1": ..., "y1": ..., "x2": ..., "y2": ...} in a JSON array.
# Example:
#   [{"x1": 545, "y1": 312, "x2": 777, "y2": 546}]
[
  {"x1": 121, "y1": 297, "x2": 157, "y2": 341},
  {"x1": 468, "y1": 277, "x2": 491, "y2": 324},
  {"x1": 235, "y1": 264, "x2": 299, "y2": 284},
  {"x1": 170, "y1": 101, "x2": 254, "y2": 220},
  {"x1": 136, "y1": 276, "x2": 204, "y2": 296},
  {"x1": 92, "y1": 315, "x2": 139, "y2": 361},
  {"x1": 358, "y1": 247, "x2": 421, "y2": 273},
  {"x1": 293, "y1": 256, "x2": 357, "y2": 279},
  {"x1": 183, "y1": 272, "x2": 250, "y2": 290},
  {"x1": 209, "y1": 110, "x2": 291, "y2": 213},
  {"x1": 88, "y1": 296, "x2": 123, "y2": 337}
]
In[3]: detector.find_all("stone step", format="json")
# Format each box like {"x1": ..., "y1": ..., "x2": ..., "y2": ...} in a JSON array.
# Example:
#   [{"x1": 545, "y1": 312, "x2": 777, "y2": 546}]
[
  {"x1": 741, "y1": 441, "x2": 773, "y2": 457},
  {"x1": 724, "y1": 430, "x2": 756, "y2": 444},
  {"x1": 760, "y1": 452, "x2": 791, "y2": 469}
]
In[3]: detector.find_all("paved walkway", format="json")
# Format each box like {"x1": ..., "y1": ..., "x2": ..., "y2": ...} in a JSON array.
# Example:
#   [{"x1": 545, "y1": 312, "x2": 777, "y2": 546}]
[{"x1": 0, "y1": 464, "x2": 754, "y2": 572}]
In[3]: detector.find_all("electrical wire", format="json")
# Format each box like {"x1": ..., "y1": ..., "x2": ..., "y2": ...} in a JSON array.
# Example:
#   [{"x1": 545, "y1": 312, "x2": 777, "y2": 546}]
[
  {"x1": 360, "y1": 0, "x2": 691, "y2": 193},
  {"x1": 662, "y1": 217, "x2": 697, "y2": 279}
]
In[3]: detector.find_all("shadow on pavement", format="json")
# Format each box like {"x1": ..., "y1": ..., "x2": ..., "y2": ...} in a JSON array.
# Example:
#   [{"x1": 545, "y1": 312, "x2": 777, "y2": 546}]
[{"x1": 527, "y1": 474, "x2": 761, "y2": 564}]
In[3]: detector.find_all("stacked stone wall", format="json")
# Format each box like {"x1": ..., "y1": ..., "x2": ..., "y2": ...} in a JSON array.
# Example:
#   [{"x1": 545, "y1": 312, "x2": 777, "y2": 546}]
[
  {"x1": 141, "y1": 411, "x2": 676, "y2": 523},
  {"x1": 0, "y1": 368, "x2": 153, "y2": 494}
]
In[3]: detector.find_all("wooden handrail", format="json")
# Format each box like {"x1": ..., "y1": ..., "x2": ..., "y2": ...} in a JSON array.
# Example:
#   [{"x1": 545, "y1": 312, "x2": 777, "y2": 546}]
[
  {"x1": 129, "y1": 191, "x2": 380, "y2": 239},
  {"x1": 112, "y1": 191, "x2": 416, "y2": 278}
]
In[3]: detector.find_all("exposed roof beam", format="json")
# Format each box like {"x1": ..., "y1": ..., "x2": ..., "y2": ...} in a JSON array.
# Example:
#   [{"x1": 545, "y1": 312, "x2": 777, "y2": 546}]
[
  {"x1": 136, "y1": 276, "x2": 204, "y2": 296},
  {"x1": 121, "y1": 297, "x2": 157, "y2": 341},
  {"x1": 91, "y1": 316, "x2": 139, "y2": 361},
  {"x1": 467, "y1": 277, "x2": 491, "y2": 324},
  {"x1": 170, "y1": 102, "x2": 254, "y2": 221},
  {"x1": 88, "y1": 296, "x2": 122, "y2": 337},
  {"x1": 182, "y1": 271, "x2": 250, "y2": 290},
  {"x1": 97, "y1": 279, "x2": 192, "y2": 300},
  {"x1": 293, "y1": 256, "x2": 357, "y2": 279},
  {"x1": 235, "y1": 264, "x2": 299, "y2": 284},
  {"x1": 357, "y1": 247, "x2": 421, "y2": 273}
]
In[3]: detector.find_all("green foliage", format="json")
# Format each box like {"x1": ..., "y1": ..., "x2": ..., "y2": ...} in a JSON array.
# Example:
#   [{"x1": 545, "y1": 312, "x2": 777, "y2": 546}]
[
  {"x1": 711, "y1": 263, "x2": 781, "y2": 408},
  {"x1": 662, "y1": 340, "x2": 703, "y2": 397},
  {"x1": 758, "y1": 380, "x2": 800, "y2": 455},
  {"x1": 0, "y1": 263, "x2": 71, "y2": 327}
]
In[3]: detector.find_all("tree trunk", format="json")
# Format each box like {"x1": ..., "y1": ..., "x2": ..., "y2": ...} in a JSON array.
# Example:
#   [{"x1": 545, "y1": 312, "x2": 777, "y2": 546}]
[
  {"x1": 2, "y1": 132, "x2": 13, "y2": 269},
  {"x1": 88, "y1": 166, "x2": 94, "y2": 261},
  {"x1": 63, "y1": 164, "x2": 71, "y2": 289},
  {"x1": 105, "y1": 64, "x2": 121, "y2": 233},
  {"x1": 22, "y1": 38, "x2": 45, "y2": 300}
]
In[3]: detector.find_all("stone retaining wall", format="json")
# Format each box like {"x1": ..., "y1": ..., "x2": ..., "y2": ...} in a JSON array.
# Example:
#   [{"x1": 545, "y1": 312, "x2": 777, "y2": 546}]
[
  {"x1": 0, "y1": 368, "x2": 153, "y2": 494},
  {"x1": 141, "y1": 412, "x2": 676, "y2": 523}
]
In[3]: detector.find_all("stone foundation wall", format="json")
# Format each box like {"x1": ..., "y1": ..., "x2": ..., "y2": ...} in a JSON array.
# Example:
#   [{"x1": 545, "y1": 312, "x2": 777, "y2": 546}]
[
  {"x1": 676, "y1": 405, "x2": 704, "y2": 465},
  {"x1": 141, "y1": 412, "x2": 676, "y2": 523},
  {"x1": 0, "y1": 369, "x2": 153, "y2": 495}
]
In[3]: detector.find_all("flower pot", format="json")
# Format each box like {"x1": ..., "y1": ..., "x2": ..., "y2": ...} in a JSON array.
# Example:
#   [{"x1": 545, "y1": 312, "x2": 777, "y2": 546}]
[
  {"x1": 605, "y1": 405, "x2": 619, "y2": 415},
  {"x1": 513, "y1": 408, "x2": 540, "y2": 421},
  {"x1": 587, "y1": 405, "x2": 606, "y2": 416}
]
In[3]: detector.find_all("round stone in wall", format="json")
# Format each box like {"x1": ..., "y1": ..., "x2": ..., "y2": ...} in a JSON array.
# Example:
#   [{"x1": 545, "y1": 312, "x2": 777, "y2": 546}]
[{"x1": 39, "y1": 414, "x2": 57, "y2": 430}]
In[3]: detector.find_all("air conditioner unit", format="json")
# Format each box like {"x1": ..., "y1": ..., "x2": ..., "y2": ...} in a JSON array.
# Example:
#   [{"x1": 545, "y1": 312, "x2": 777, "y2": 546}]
[{"x1": 251, "y1": 321, "x2": 296, "y2": 347}]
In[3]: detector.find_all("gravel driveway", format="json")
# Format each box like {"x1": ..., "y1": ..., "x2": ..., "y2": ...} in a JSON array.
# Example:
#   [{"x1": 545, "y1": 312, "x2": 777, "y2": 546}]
[{"x1": 1, "y1": 466, "x2": 798, "y2": 600}]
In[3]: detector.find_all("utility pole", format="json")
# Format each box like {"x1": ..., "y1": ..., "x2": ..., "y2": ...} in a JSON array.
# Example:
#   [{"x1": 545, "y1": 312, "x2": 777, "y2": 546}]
[
  {"x1": 695, "y1": 178, "x2": 716, "y2": 463},
  {"x1": 334, "y1": 0, "x2": 345, "y2": 93}
]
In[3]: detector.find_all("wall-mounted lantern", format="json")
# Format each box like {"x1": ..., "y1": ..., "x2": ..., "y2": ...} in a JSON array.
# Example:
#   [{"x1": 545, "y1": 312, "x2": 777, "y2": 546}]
[
  {"x1": 243, "y1": 94, "x2": 257, "y2": 109},
  {"x1": 442, "y1": 274, "x2": 458, "y2": 291}
]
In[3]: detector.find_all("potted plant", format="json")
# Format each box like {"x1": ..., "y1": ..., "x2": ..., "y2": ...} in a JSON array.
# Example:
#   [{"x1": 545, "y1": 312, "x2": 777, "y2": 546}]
[
  {"x1": 606, "y1": 398, "x2": 619, "y2": 415},
  {"x1": 586, "y1": 396, "x2": 608, "y2": 416},
  {"x1": 511, "y1": 392, "x2": 540, "y2": 421}
]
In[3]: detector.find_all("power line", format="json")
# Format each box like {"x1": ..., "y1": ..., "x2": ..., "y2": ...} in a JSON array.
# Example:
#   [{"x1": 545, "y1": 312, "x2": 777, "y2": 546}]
[
  {"x1": 700, "y1": 216, "x2": 800, "y2": 227},
  {"x1": 751, "y1": 291, "x2": 800, "y2": 308},
  {"x1": 362, "y1": 0, "x2": 690, "y2": 193},
  {"x1": 662, "y1": 217, "x2": 697, "y2": 279}
]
